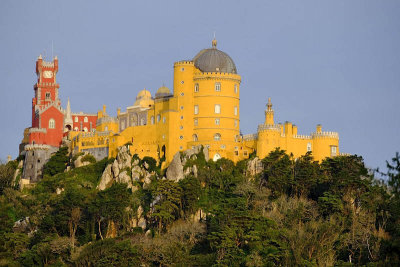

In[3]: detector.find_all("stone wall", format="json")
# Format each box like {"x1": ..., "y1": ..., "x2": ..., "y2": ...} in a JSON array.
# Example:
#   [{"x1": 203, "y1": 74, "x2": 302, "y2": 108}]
[{"x1": 81, "y1": 147, "x2": 109, "y2": 161}]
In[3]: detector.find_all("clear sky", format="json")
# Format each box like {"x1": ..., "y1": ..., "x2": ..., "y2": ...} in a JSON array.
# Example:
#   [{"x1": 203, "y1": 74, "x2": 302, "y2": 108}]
[{"x1": 0, "y1": 1, "x2": 399, "y2": 173}]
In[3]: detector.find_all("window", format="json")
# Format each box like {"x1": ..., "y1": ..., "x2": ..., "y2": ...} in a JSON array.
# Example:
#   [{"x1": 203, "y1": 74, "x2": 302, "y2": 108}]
[
  {"x1": 180, "y1": 80, "x2": 184, "y2": 84},
  {"x1": 121, "y1": 121, "x2": 125, "y2": 130},
  {"x1": 74, "y1": 127, "x2": 79, "y2": 131},
  {"x1": 194, "y1": 83, "x2": 199, "y2": 92},
  {"x1": 163, "y1": 117, "x2": 166, "y2": 123},
  {"x1": 180, "y1": 135, "x2": 183, "y2": 140},
  {"x1": 234, "y1": 84, "x2": 238, "y2": 93},
  {"x1": 48, "y1": 119, "x2": 55, "y2": 129},
  {"x1": 307, "y1": 143, "x2": 312, "y2": 152},
  {"x1": 181, "y1": 67, "x2": 185, "y2": 71},
  {"x1": 45, "y1": 92, "x2": 51, "y2": 99},
  {"x1": 193, "y1": 134, "x2": 198, "y2": 142},
  {"x1": 215, "y1": 82, "x2": 221, "y2": 92},
  {"x1": 214, "y1": 133, "x2": 221, "y2": 141},
  {"x1": 157, "y1": 114, "x2": 161, "y2": 122},
  {"x1": 180, "y1": 125, "x2": 183, "y2": 130},
  {"x1": 74, "y1": 117, "x2": 78, "y2": 122},
  {"x1": 180, "y1": 146, "x2": 183, "y2": 150},
  {"x1": 180, "y1": 92, "x2": 184, "y2": 96},
  {"x1": 221, "y1": 144, "x2": 226, "y2": 149},
  {"x1": 234, "y1": 106, "x2": 238, "y2": 116},
  {"x1": 215, "y1": 118, "x2": 220, "y2": 125},
  {"x1": 84, "y1": 116, "x2": 88, "y2": 123},
  {"x1": 194, "y1": 118, "x2": 198, "y2": 126},
  {"x1": 330, "y1": 146, "x2": 337, "y2": 156},
  {"x1": 180, "y1": 116, "x2": 184, "y2": 120},
  {"x1": 180, "y1": 106, "x2": 184, "y2": 110},
  {"x1": 151, "y1": 116, "x2": 155, "y2": 124},
  {"x1": 214, "y1": 104, "x2": 221, "y2": 114},
  {"x1": 235, "y1": 135, "x2": 240, "y2": 142},
  {"x1": 104, "y1": 126, "x2": 108, "y2": 131},
  {"x1": 194, "y1": 105, "x2": 199, "y2": 115},
  {"x1": 140, "y1": 118, "x2": 145, "y2": 125},
  {"x1": 234, "y1": 120, "x2": 238, "y2": 127},
  {"x1": 83, "y1": 127, "x2": 88, "y2": 132}
]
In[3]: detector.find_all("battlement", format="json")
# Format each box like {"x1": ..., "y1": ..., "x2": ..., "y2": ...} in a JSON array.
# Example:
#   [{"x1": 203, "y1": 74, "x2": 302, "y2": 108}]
[
  {"x1": 243, "y1": 133, "x2": 258, "y2": 141},
  {"x1": 257, "y1": 124, "x2": 281, "y2": 132},
  {"x1": 24, "y1": 144, "x2": 52, "y2": 151},
  {"x1": 293, "y1": 134, "x2": 312, "y2": 140},
  {"x1": 28, "y1": 128, "x2": 47, "y2": 134},
  {"x1": 311, "y1": 131, "x2": 339, "y2": 139},
  {"x1": 174, "y1": 61, "x2": 194, "y2": 66},
  {"x1": 41, "y1": 61, "x2": 55, "y2": 68}
]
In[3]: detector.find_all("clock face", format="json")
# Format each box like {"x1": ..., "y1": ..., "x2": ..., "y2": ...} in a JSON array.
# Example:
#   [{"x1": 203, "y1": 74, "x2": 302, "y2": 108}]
[{"x1": 43, "y1": 71, "x2": 53, "y2": 78}]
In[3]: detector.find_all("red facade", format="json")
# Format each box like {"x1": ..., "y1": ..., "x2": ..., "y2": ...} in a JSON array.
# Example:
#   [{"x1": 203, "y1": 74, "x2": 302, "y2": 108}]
[{"x1": 71, "y1": 114, "x2": 97, "y2": 132}]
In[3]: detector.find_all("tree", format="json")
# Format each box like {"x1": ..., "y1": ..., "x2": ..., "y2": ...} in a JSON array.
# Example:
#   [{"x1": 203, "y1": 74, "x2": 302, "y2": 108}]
[{"x1": 43, "y1": 147, "x2": 69, "y2": 176}]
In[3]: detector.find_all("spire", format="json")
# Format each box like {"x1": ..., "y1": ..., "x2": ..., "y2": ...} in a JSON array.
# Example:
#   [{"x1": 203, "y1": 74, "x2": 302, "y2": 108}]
[{"x1": 66, "y1": 97, "x2": 71, "y2": 117}]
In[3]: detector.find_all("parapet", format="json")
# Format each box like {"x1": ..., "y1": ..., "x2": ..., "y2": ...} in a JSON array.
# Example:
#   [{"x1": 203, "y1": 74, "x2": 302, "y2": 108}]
[
  {"x1": 311, "y1": 131, "x2": 339, "y2": 139},
  {"x1": 257, "y1": 124, "x2": 281, "y2": 133},
  {"x1": 243, "y1": 133, "x2": 258, "y2": 141},
  {"x1": 24, "y1": 144, "x2": 52, "y2": 151},
  {"x1": 28, "y1": 128, "x2": 47, "y2": 134}
]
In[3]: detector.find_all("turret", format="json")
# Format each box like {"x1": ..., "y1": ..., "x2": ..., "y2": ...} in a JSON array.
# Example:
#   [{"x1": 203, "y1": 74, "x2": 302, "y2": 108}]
[{"x1": 316, "y1": 124, "x2": 322, "y2": 133}]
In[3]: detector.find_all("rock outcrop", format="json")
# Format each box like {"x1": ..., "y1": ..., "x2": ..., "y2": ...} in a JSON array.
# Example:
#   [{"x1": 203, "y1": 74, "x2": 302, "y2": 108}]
[
  {"x1": 246, "y1": 157, "x2": 264, "y2": 176},
  {"x1": 74, "y1": 153, "x2": 91, "y2": 168},
  {"x1": 97, "y1": 146, "x2": 154, "y2": 191},
  {"x1": 166, "y1": 145, "x2": 208, "y2": 181}
]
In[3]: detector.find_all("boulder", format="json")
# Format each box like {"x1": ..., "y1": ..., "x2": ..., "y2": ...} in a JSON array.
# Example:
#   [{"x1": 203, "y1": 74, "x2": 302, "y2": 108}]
[
  {"x1": 166, "y1": 152, "x2": 184, "y2": 182},
  {"x1": 116, "y1": 146, "x2": 131, "y2": 170},
  {"x1": 56, "y1": 188, "x2": 64, "y2": 195},
  {"x1": 97, "y1": 165, "x2": 113, "y2": 190},
  {"x1": 137, "y1": 205, "x2": 144, "y2": 219},
  {"x1": 116, "y1": 171, "x2": 132, "y2": 189},
  {"x1": 138, "y1": 217, "x2": 146, "y2": 230},
  {"x1": 131, "y1": 165, "x2": 142, "y2": 181},
  {"x1": 112, "y1": 160, "x2": 120, "y2": 177},
  {"x1": 13, "y1": 217, "x2": 31, "y2": 233},
  {"x1": 74, "y1": 154, "x2": 91, "y2": 168}
]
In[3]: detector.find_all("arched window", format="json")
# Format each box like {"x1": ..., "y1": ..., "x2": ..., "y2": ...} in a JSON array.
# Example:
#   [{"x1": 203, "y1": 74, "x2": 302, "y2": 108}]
[
  {"x1": 74, "y1": 127, "x2": 79, "y2": 131},
  {"x1": 194, "y1": 105, "x2": 199, "y2": 115},
  {"x1": 215, "y1": 82, "x2": 221, "y2": 92},
  {"x1": 162, "y1": 117, "x2": 166, "y2": 123},
  {"x1": 234, "y1": 84, "x2": 238, "y2": 93},
  {"x1": 151, "y1": 116, "x2": 155, "y2": 125},
  {"x1": 193, "y1": 134, "x2": 198, "y2": 142},
  {"x1": 194, "y1": 83, "x2": 199, "y2": 92},
  {"x1": 48, "y1": 119, "x2": 55, "y2": 129},
  {"x1": 83, "y1": 127, "x2": 88, "y2": 132},
  {"x1": 214, "y1": 104, "x2": 221, "y2": 114},
  {"x1": 141, "y1": 118, "x2": 145, "y2": 125},
  {"x1": 215, "y1": 118, "x2": 220, "y2": 125},
  {"x1": 307, "y1": 143, "x2": 312, "y2": 152},
  {"x1": 157, "y1": 114, "x2": 161, "y2": 123},
  {"x1": 214, "y1": 133, "x2": 221, "y2": 141},
  {"x1": 74, "y1": 117, "x2": 78, "y2": 122},
  {"x1": 45, "y1": 92, "x2": 51, "y2": 100},
  {"x1": 194, "y1": 118, "x2": 198, "y2": 126},
  {"x1": 84, "y1": 116, "x2": 88, "y2": 123},
  {"x1": 234, "y1": 106, "x2": 238, "y2": 116}
]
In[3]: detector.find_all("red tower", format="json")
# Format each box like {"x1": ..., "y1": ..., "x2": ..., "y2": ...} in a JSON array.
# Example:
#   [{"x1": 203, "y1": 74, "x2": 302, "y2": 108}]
[{"x1": 28, "y1": 55, "x2": 64, "y2": 147}]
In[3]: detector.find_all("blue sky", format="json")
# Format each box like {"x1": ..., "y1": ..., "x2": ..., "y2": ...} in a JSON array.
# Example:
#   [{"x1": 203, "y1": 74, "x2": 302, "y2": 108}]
[{"x1": 0, "y1": 1, "x2": 399, "y2": 173}]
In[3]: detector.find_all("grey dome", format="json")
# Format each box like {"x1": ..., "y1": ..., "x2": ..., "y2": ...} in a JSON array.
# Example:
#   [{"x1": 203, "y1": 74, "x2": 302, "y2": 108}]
[{"x1": 193, "y1": 40, "x2": 237, "y2": 74}]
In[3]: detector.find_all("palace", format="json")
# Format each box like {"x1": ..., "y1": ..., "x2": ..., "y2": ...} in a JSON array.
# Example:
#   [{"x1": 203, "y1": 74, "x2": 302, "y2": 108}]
[{"x1": 21, "y1": 39, "x2": 339, "y2": 181}]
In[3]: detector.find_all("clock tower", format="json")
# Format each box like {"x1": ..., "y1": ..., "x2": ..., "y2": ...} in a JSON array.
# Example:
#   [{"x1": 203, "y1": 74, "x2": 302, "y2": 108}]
[{"x1": 29, "y1": 55, "x2": 64, "y2": 147}]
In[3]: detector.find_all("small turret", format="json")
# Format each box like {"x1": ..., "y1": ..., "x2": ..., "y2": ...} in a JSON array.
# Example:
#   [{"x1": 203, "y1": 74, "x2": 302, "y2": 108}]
[
  {"x1": 316, "y1": 124, "x2": 322, "y2": 133},
  {"x1": 264, "y1": 97, "x2": 274, "y2": 125}
]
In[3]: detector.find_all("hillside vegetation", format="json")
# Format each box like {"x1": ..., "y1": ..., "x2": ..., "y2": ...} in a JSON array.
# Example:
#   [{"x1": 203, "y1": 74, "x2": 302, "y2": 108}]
[{"x1": 0, "y1": 148, "x2": 399, "y2": 266}]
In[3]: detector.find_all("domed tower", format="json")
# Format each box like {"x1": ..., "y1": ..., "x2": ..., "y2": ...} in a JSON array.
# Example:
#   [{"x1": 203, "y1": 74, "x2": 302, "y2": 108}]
[{"x1": 176, "y1": 38, "x2": 241, "y2": 161}]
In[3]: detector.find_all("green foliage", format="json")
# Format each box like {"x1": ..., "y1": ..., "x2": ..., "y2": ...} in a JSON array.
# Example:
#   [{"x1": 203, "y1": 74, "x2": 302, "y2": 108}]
[
  {"x1": 0, "y1": 147, "x2": 398, "y2": 266},
  {"x1": 81, "y1": 154, "x2": 96, "y2": 164},
  {"x1": 0, "y1": 161, "x2": 15, "y2": 195},
  {"x1": 74, "y1": 239, "x2": 140, "y2": 266},
  {"x1": 43, "y1": 147, "x2": 69, "y2": 176}
]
